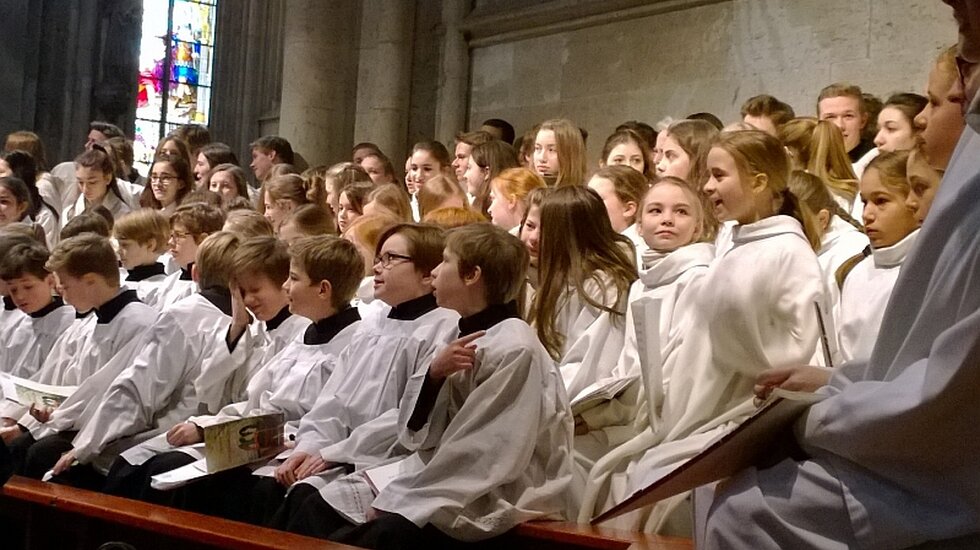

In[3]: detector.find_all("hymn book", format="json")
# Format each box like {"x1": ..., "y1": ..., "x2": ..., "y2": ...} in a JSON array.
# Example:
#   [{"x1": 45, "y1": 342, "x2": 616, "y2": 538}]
[
  {"x1": 0, "y1": 374, "x2": 76, "y2": 410},
  {"x1": 591, "y1": 388, "x2": 825, "y2": 523}
]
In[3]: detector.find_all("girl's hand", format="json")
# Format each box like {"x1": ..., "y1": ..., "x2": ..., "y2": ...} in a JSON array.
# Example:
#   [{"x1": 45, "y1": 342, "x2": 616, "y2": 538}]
[{"x1": 754, "y1": 366, "x2": 831, "y2": 400}]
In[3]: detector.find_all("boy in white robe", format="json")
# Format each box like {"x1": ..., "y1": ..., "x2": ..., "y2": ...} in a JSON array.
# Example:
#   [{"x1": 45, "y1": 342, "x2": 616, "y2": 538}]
[
  {"x1": 145, "y1": 203, "x2": 225, "y2": 311},
  {"x1": 276, "y1": 223, "x2": 574, "y2": 548},
  {"x1": 0, "y1": 233, "x2": 35, "y2": 375},
  {"x1": 699, "y1": 16, "x2": 980, "y2": 545},
  {"x1": 44, "y1": 232, "x2": 242, "y2": 489},
  {"x1": 1, "y1": 234, "x2": 157, "y2": 475},
  {"x1": 0, "y1": 241, "x2": 75, "y2": 379},
  {"x1": 114, "y1": 209, "x2": 170, "y2": 305},
  {"x1": 101, "y1": 235, "x2": 362, "y2": 508}
]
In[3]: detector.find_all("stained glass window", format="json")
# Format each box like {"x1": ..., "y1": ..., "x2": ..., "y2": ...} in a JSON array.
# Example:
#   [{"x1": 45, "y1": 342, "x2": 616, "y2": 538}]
[{"x1": 135, "y1": 0, "x2": 217, "y2": 172}]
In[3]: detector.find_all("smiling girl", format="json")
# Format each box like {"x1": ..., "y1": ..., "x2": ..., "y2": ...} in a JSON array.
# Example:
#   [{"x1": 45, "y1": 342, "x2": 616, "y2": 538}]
[{"x1": 140, "y1": 154, "x2": 193, "y2": 215}]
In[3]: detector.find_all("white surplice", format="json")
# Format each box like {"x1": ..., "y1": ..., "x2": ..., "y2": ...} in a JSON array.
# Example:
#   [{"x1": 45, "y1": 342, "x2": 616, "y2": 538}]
[
  {"x1": 142, "y1": 268, "x2": 196, "y2": 311},
  {"x1": 817, "y1": 215, "x2": 870, "y2": 326},
  {"x1": 1, "y1": 299, "x2": 75, "y2": 379}
]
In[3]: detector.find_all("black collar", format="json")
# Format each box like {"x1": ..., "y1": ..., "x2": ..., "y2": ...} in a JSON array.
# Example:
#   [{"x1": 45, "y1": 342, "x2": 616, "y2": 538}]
[
  {"x1": 200, "y1": 287, "x2": 233, "y2": 316},
  {"x1": 29, "y1": 296, "x2": 65, "y2": 319},
  {"x1": 94, "y1": 289, "x2": 141, "y2": 324},
  {"x1": 2, "y1": 296, "x2": 14, "y2": 311},
  {"x1": 387, "y1": 293, "x2": 438, "y2": 321},
  {"x1": 179, "y1": 263, "x2": 194, "y2": 281},
  {"x1": 126, "y1": 263, "x2": 166, "y2": 282},
  {"x1": 304, "y1": 306, "x2": 361, "y2": 345},
  {"x1": 458, "y1": 301, "x2": 520, "y2": 336},
  {"x1": 265, "y1": 305, "x2": 292, "y2": 332},
  {"x1": 848, "y1": 139, "x2": 875, "y2": 163},
  {"x1": 76, "y1": 309, "x2": 94, "y2": 319}
]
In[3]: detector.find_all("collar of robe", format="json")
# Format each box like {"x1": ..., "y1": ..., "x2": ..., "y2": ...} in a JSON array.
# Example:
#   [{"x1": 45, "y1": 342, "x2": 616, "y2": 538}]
[
  {"x1": 126, "y1": 262, "x2": 166, "y2": 282},
  {"x1": 265, "y1": 305, "x2": 293, "y2": 332},
  {"x1": 2, "y1": 296, "x2": 14, "y2": 311},
  {"x1": 199, "y1": 286, "x2": 233, "y2": 316},
  {"x1": 30, "y1": 296, "x2": 65, "y2": 319},
  {"x1": 819, "y1": 216, "x2": 861, "y2": 255},
  {"x1": 179, "y1": 263, "x2": 194, "y2": 281},
  {"x1": 387, "y1": 292, "x2": 438, "y2": 321},
  {"x1": 304, "y1": 306, "x2": 361, "y2": 345},
  {"x1": 458, "y1": 300, "x2": 521, "y2": 336},
  {"x1": 95, "y1": 289, "x2": 141, "y2": 324},
  {"x1": 731, "y1": 215, "x2": 808, "y2": 247},
  {"x1": 640, "y1": 242, "x2": 714, "y2": 287},
  {"x1": 76, "y1": 308, "x2": 94, "y2": 319},
  {"x1": 871, "y1": 228, "x2": 920, "y2": 269}
]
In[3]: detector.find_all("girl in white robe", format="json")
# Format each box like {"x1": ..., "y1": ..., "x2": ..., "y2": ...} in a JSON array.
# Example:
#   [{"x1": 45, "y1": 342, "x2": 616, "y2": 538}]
[
  {"x1": 527, "y1": 185, "x2": 637, "y2": 401},
  {"x1": 574, "y1": 177, "x2": 715, "y2": 482},
  {"x1": 838, "y1": 151, "x2": 920, "y2": 363},
  {"x1": 587, "y1": 165, "x2": 649, "y2": 265},
  {"x1": 60, "y1": 149, "x2": 134, "y2": 227},
  {"x1": 585, "y1": 130, "x2": 826, "y2": 534}
]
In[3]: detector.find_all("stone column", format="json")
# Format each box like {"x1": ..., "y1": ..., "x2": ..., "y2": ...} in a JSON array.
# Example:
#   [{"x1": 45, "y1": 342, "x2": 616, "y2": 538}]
[
  {"x1": 433, "y1": 0, "x2": 470, "y2": 145},
  {"x1": 353, "y1": 0, "x2": 415, "y2": 161},
  {"x1": 279, "y1": 0, "x2": 357, "y2": 167}
]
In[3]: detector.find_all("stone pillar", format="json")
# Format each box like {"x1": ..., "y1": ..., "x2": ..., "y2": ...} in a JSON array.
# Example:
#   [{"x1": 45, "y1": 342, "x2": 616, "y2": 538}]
[
  {"x1": 353, "y1": 0, "x2": 415, "y2": 161},
  {"x1": 433, "y1": 0, "x2": 470, "y2": 145},
  {"x1": 279, "y1": 0, "x2": 358, "y2": 167}
]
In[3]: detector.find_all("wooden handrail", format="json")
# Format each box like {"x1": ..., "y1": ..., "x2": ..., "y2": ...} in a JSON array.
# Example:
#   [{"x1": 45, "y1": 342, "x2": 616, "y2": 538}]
[{"x1": 511, "y1": 521, "x2": 694, "y2": 550}]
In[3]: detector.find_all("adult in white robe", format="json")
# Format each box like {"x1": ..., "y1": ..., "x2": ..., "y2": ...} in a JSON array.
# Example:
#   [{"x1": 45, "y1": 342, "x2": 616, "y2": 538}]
[{"x1": 697, "y1": 117, "x2": 980, "y2": 548}]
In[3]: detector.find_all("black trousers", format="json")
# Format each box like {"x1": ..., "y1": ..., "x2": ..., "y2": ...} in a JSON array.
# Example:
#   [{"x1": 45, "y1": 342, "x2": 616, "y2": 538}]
[
  {"x1": 21, "y1": 431, "x2": 75, "y2": 480},
  {"x1": 103, "y1": 451, "x2": 197, "y2": 505}
]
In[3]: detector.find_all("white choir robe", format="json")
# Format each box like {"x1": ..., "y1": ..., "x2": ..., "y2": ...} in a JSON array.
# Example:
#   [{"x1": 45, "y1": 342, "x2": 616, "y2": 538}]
[
  {"x1": 0, "y1": 298, "x2": 30, "y2": 378},
  {"x1": 143, "y1": 268, "x2": 196, "y2": 311},
  {"x1": 34, "y1": 207, "x2": 61, "y2": 249},
  {"x1": 285, "y1": 299, "x2": 458, "y2": 491},
  {"x1": 1, "y1": 298, "x2": 75, "y2": 379},
  {"x1": 712, "y1": 220, "x2": 737, "y2": 258},
  {"x1": 698, "y1": 123, "x2": 980, "y2": 550},
  {"x1": 33, "y1": 312, "x2": 96, "y2": 385},
  {"x1": 838, "y1": 229, "x2": 918, "y2": 364},
  {"x1": 574, "y1": 243, "x2": 713, "y2": 501},
  {"x1": 361, "y1": 317, "x2": 575, "y2": 542},
  {"x1": 120, "y1": 308, "x2": 361, "y2": 468},
  {"x1": 69, "y1": 291, "x2": 233, "y2": 472},
  {"x1": 194, "y1": 308, "x2": 309, "y2": 413},
  {"x1": 621, "y1": 224, "x2": 647, "y2": 267},
  {"x1": 61, "y1": 191, "x2": 133, "y2": 227},
  {"x1": 121, "y1": 263, "x2": 168, "y2": 306},
  {"x1": 557, "y1": 273, "x2": 630, "y2": 401},
  {"x1": 591, "y1": 216, "x2": 824, "y2": 533},
  {"x1": 352, "y1": 275, "x2": 385, "y2": 318},
  {"x1": 817, "y1": 215, "x2": 869, "y2": 328}
]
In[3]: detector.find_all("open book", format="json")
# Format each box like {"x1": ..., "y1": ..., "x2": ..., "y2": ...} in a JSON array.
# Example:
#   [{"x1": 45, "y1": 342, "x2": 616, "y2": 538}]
[
  {"x1": 570, "y1": 376, "x2": 638, "y2": 416},
  {"x1": 592, "y1": 388, "x2": 825, "y2": 523},
  {"x1": 150, "y1": 413, "x2": 285, "y2": 490},
  {"x1": 0, "y1": 374, "x2": 76, "y2": 409}
]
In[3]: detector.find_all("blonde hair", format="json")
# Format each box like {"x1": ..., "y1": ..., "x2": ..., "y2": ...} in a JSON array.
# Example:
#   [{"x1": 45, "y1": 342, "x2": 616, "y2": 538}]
[
  {"x1": 417, "y1": 174, "x2": 467, "y2": 219},
  {"x1": 265, "y1": 173, "x2": 320, "y2": 208},
  {"x1": 779, "y1": 118, "x2": 859, "y2": 201},
  {"x1": 113, "y1": 209, "x2": 171, "y2": 254},
  {"x1": 865, "y1": 150, "x2": 911, "y2": 197},
  {"x1": 195, "y1": 231, "x2": 241, "y2": 289},
  {"x1": 232, "y1": 235, "x2": 289, "y2": 285},
  {"x1": 787, "y1": 171, "x2": 862, "y2": 231},
  {"x1": 664, "y1": 119, "x2": 719, "y2": 191},
  {"x1": 342, "y1": 214, "x2": 396, "y2": 275},
  {"x1": 712, "y1": 130, "x2": 822, "y2": 251},
  {"x1": 223, "y1": 209, "x2": 273, "y2": 238},
  {"x1": 423, "y1": 207, "x2": 487, "y2": 229},
  {"x1": 538, "y1": 118, "x2": 587, "y2": 187},
  {"x1": 283, "y1": 204, "x2": 336, "y2": 237},
  {"x1": 323, "y1": 162, "x2": 372, "y2": 213},
  {"x1": 445, "y1": 223, "x2": 529, "y2": 304},
  {"x1": 290, "y1": 235, "x2": 369, "y2": 308},
  {"x1": 643, "y1": 176, "x2": 714, "y2": 244},
  {"x1": 365, "y1": 184, "x2": 412, "y2": 222},
  {"x1": 46, "y1": 233, "x2": 120, "y2": 286},
  {"x1": 530, "y1": 186, "x2": 637, "y2": 359}
]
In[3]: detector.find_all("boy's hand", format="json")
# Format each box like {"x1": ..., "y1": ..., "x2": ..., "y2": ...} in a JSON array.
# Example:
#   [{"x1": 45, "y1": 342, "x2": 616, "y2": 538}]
[
  {"x1": 274, "y1": 451, "x2": 309, "y2": 487},
  {"x1": 294, "y1": 453, "x2": 329, "y2": 481},
  {"x1": 429, "y1": 331, "x2": 485, "y2": 380},
  {"x1": 29, "y1": 404, "x2": 54, "y2": 423},
  {"x1": 166, "y1": 422, "x2": 203, "y2": 447},
  {"x1": 754, "y1": 366, "x2": 831, "y2": 400},
  {"x1": 0, "y1": 425, "x2": 24, "y2": 444},
  {"x1": 52, "y1": 449, "x2": 76, "y2": 476},
  {"x1": 227, "y1": 280, "x2": 251, "y2": 344}
]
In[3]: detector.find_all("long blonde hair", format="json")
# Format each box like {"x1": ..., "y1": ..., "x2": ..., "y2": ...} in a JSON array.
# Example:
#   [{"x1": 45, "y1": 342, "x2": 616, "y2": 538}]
[
  {"x1": 779, "y1": 118, "x2": 859, "y2": 201},
  {"x1": 529, "y1": 185, "x2": 637, "y2": 359},
  {"x1": 538, "y1": 118, "x2": 587, "y2": 187}
]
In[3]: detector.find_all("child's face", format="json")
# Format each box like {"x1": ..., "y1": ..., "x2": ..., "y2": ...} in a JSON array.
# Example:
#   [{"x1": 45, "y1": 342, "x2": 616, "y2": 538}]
[
  {"x1": 704, "y1": 147, "x2": 754, "y2": 224},
  {"x1": 452, "y1": 142, "x2": 472, "y2": 181},
  {"x1": 873, "y1": 107, "x2": 916, "y2": 153},
  {"x1": 337, "y1": 192, "x2": 361, "y2": 233},
  {"x1": 373, "y1": 234, "x2": 430, "y2": 306},
  {"x1": 264, "y1": 196, "x2": 293, "y2": 233},
  {"x1": 116, "y1": 238, "x2": 160, "y2": 270},
  {"x1": 605, "y1": 142, "x2": 646, "y2": 175},
  {"x1": 533, "y1": 129, "x2": 560, "y2": 178},
  {"x1": 5, "y1": 273, "x2": 55, "y2": 314},
  {"x1": 905, "y1": 151, "x2": 943, "y2": 226},
  {"x1": 656, "y1": 134, "x2": 691, "y2": 180},
  {"x1": 150, "y1": 161, "x2": 183, "y2": 208},
  {"x1": 461, "y1": 156, "x2": 485, "y2": 196},
  {"x1": 639, "y1": 183, "x2": 700, "y2": 253},
  {"x1": 169, "y1": 222, "x2": 198, "y2": 268},
  {"x1": 76, "y1": 166, "x2": 111, "y2": 204},
  {"x1": 520, "y1": 205, "x2": 542, "y2": 267},
  {"x1": 408, "y1": 150, "x2": 442, "y2": 191},
  {"x1": 360, "y1": 155, "x2": 390, "y2": 185},
  {"x1": 859, "y1": 167, "x2": 919, "y2": 249},
  {"x1": 209, "y1": 171, "x2": 240, "y2": 202},
  {"x1": 283, "y1": 259, "x2": 328, "y2": 319},
  {"x1": 431, "y1": 248, "x2": 468, "y2": 311},
  {"x1": 488, "y1": 183, "x2": 519, "y2": 231},
  {"x1": 238, "y1": 272, "x2": 288, "y2": 322},
  {"x1": 250, "y1": 148, "x2": 276, "y2": 181},
  {"x1": 0, "y1": 185, "x2": 28, "y2": 225},
  {"x1": 588, "y1": 175, "x2": 635, "y2": 233},
  {"x1": 652, "y1": 131, "x2": 668, "y2": 166},
  {"x1": 914, "y1": 63, "x2": 965, "y2": 172},
  {"x1": 54, "y1": 271, "x2": 96, "y2": 312},
  {"x1": 194, "y1": 152, "x2": 211, "y2": 184}
]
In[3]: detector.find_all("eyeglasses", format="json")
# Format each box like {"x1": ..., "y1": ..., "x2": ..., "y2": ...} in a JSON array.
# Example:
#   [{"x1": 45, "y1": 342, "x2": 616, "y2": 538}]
[
  {"x1": 149, "y1": 175, "x2": 178, "y2": 184},
  {"x1": 169, "y1": 230, "x2": 193, "y2": 242},
  {"x1": 374, "y1": 252, "x2": 413, "y2": 269}
]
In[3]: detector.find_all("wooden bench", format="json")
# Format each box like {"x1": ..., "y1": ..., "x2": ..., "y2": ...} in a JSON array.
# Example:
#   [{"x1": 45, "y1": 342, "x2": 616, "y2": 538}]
[
  {"x1": 508, "y1": 521, "x2": 693, "y2": 550},
  {"x1": 0, "y1": 475, "x2": 358, "y2": 550}
]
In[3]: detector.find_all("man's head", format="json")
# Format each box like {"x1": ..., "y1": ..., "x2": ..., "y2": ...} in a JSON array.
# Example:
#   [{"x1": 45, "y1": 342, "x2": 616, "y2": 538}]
[
  {"x1": 452, "y1": 131, "x2": 494, "y2": 180},
  {"x1": 740, "y1": 95, "x2": 796, "y2": 136},
  {"x1": 817, "y1": 83, "x2": 867, "y2": 153},
  {"x1": 249, "y1": 136, "x2": 295, "y2": 182}
]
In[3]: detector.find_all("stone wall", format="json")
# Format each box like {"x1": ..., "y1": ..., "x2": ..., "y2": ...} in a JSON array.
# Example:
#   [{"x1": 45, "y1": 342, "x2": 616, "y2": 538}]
[{"x1": 467, "y1": 0, "x2": 956, "y2": 163}]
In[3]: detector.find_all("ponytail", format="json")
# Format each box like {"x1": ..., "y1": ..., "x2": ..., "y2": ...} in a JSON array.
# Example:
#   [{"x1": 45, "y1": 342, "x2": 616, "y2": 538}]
[{"x1": 778, "y1": 188, "x2": 822, "y2": 251}]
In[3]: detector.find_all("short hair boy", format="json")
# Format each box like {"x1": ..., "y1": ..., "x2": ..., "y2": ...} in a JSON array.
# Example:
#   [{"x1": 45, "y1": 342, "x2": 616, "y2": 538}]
[
  {"x1": 60, "y1": 211, "x2": 111, "y2": 240},
  {"x1": 740, "y1": 94, "x2": 796, "y2": 136},
  {"x1": 145, "y1": 203, "x2": 226, "y2": 310},
  {"x1": 452, "y1": 130, "x2": 493, "y2": 180},
  {"x1": 250, "y1": 136, "x2": 295, "y2": 183},
  {"x1": 114, "y1": 210, "x2": 170, "y2": 300},
  {"x1": 817, "y1": 82, "x2": 872, "y2": 160}
]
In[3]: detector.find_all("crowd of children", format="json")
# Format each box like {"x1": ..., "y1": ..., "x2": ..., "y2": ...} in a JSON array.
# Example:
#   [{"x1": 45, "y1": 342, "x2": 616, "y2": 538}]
[{"x1": 0, "y1": 8, "x2": 976, "y2": 546}]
